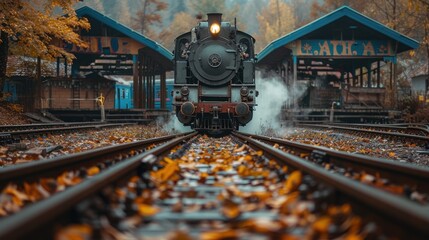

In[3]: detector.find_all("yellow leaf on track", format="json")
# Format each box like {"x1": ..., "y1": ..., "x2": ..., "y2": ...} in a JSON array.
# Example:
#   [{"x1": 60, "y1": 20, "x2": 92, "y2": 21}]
[
  {"x1": 137, "y1": 203, "x2": 160, "y2": 216},
  {"x1": 201, "y1": 229, "x2": 239, "y2": 240},
  {"x1": 151, "y1": 161, "x2": 181, "y2": 183},
  {"x1": 55, "y1": 224, "x2": 92, "y2": 240},
  {"x1": 283, "y1": 171, "x2": 302, "y2": 194},
  {"x1": 86, "y1": 166, "x2": 100, "y2": 176},
  {"x1": 221, "y1": 199, "x2": 241, "y2": 220},
  {"x1": 312, "y1": 216, "x2": 331, "y2": 233}
]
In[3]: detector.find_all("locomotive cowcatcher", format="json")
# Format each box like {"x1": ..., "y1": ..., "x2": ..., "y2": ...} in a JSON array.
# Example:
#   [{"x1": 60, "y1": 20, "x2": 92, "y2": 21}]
[{"x1": 172, "y1": 13, "x2": 257, "y2": 133}]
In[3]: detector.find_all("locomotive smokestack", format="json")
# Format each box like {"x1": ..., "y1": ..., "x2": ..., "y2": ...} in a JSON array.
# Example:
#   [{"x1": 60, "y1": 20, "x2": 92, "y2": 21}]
[{"x1": 207, "y1": 13, "x2": 222, "y2": 25}]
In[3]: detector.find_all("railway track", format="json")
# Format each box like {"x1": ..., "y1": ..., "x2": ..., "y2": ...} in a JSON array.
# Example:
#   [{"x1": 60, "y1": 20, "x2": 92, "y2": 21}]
[
  {"x1": 236, "y1": 132, "x2": 429, "y2": 202},
  {"x1": 0, "y1": 133, "x2": 192, "y2": 217},
  {"x1": 0, "y1": 122, "x2": 107, "y2": 132},
  {"x1": 0, "y1": 123, "x2": 135, "y2": 144},
  {"x1": 1, "y1": 133, "x2": 428, "y2": 239},
  {"x1": 298, "y1": 123, "x2": 429, "y2": 144},
  {"x1": 0, "y1": 132, "x2": 196, "y2": 239},
  {"x1": 325, "y1": 123, "x2": 429, "y2": 136}
]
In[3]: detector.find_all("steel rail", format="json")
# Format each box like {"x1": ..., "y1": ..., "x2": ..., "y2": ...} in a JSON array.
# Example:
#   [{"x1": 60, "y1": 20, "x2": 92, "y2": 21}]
[
  {"x1": 0, "y1": 123, "x2": 135, "y2": 138},
  {"x1": 238, "y1": 132, "x2": 429, "y2": 193},
  {"x1": 0, "y1": 123, "x2": 136, "y2": 145},
  {"x1": 233, "y1": 132, "x2": 429, "y2": 238},
  {"x1": 388, "y1": 123, "x2": 429, "y2": 128},
  {"x1": 325, "y1": 123, "x2": 429, "y2": 136},
  {"x1": 0, "y1": 133, "x2": 191, "y2": 184},
  {"x1": 298, "y1": 123, "x2": 429, "y2": 142},
  {"x1": 0, "y1": 122, "x2": 104, "y2": 132},
  {"x1": 0, "y1": 132, "x2": 198, "y2": 240}
]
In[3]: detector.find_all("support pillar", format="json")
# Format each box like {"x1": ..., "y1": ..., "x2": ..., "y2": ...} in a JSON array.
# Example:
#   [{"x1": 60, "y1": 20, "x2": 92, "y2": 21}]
[
  {"x1": 56, "y1": 57, "x2": 60, "y2": 77},
  {"x1": 393, "y1": 61, "x2": 397, "y2": 108},
  {"x1": 160, "y1": 70, "x2": 166, "y2": 109},
  {"x1": 360, "y1": 66, "x2": 363, "y2": 87},
  {"x1": 293, "y1": 55, "x2": 297, "y2": 109},
  {"x1": 282, "y1": 59, "x2": 289, "y2": 85},
  {"x1": 64, "y1": 58, "x2": 68, "y2": 77},
  {"x1": 352, "y1": 70, "x2": 356, "y2": 87},
  {"x1": 142, "y1": 60, "x2": 146, "y2": 109},
  {"x1": 132, "y1": 55, "x2": 139, "y2": 109},
  {"x1": 367, "y1": 63, "x2": 372, "y2": 88},
  {"x1": 377, "y1": 60, "x2": 381, "y2": 88},
  {"x1": 149, "y1": 60, "x2": 155, "y2": 109},
  {"x1": 34, "y1": 57, "x2": 42, "y2": 111},
  {"x1": 140, "y1": 55, "x2": 145, "y2": 109}
]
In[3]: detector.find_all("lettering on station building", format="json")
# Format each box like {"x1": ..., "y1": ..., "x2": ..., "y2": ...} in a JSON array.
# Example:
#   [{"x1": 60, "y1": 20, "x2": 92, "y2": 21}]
[
  {"x1": 59, "y1": 36, "x2": 144, "y2": 54},
  {"x1": 287, "y1": 40, "x2": 393, "y2": 56}
]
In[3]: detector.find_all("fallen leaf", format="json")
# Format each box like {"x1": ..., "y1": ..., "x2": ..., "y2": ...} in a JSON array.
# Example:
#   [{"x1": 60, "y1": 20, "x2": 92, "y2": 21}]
[
  {"x1": 4, "y1": 185, "x2": 28, "y2": 206},
  {"x1": 87, "y1": 166, "x2": 100, "y2": 176},
  {"x1": 221, "y1": 199, "x2": 241, "y2": 220},
  {"x1": 233, "y1": 144, "x2": 246, "y2": 152},
  {"x1": 151, "y1": 161, "x2": 181, "y2": 183},
  {"x1": 200, "y1": 229, "x2": 239, "y2": 240},
  {"x1": 137, "y1": 203, "x2": 160, "y2": 216},
  {"x1": 55, "y1": 224, "x2": 92, "y2": 240},
  {"x1": 312, "y1": 216, "x2": 331, "y2": 234},
  {"x1": 282, "y1": 171, "x2": 302, "y2": 194}
]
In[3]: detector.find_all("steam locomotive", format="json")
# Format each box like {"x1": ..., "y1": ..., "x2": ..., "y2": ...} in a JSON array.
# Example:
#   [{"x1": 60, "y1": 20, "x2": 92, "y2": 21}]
[{"x1": 172, "y1": 13, "x2": 257, "y2": 132}]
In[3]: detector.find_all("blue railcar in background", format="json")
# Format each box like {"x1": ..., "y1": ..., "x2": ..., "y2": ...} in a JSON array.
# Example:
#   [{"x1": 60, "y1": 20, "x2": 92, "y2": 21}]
[
  {"x1": 115, "y1": 83, "x2": 133, "y2": 109},
  {"x1": 114, "y1": 79, "x2": 173, "y2": 111}
]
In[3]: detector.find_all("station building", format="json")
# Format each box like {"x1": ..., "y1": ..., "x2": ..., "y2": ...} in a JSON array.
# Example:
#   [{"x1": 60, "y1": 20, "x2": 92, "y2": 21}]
[
  {"x1": 4, "y1": 6, "x2": 173, "y2": 122},
  {"x1": 256, "y1": 6, "x2": 419, "y2": 123}
]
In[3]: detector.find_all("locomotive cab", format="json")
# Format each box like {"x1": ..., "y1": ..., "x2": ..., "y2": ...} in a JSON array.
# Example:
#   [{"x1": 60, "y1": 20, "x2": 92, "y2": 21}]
[{"x1": 173, "y1": 13, "x2": 257, "y2": 133}]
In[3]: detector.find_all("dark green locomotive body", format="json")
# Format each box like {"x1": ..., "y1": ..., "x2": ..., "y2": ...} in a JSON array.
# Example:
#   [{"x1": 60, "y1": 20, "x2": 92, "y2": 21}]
[{"x1": 173, "y1": 13, "x2": 257, "y2": 132}]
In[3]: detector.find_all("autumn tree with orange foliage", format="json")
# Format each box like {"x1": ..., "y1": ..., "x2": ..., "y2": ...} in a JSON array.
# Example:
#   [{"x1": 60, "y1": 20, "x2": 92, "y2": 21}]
[
  {"x1": 256, "y1": 0, "x2": 295, "y2": 52},
  {"x1": 363, "y1": 0, "x2": 428, "y2": 109},
  {"x1": 0, "y1": 0, "x2": 90, "y2": 99},
  {"x1": 158, "y1": 12, "x2": 199, "y2": 51},
  {"x1": 133, "y1": 0, "x2": 168, "y2": 38},
  {"x1": 157, "y1": 0, "x2": 242, "y2": 52},
  {"x1": 309, "y1": 0, "x2": 366, "y2": 18},
  {"x1": 407, "y1": 0, "x2": 429, "y2": 78}
]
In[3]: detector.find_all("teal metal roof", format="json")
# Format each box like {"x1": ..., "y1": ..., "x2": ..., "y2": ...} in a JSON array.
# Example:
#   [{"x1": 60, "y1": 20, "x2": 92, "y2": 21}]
[
  {"x1": 257, "y1": 6, "x2": 419, "y2": 63},
  {"x1": 75, "y1": 6, "x2": 173, "y2": 61}
]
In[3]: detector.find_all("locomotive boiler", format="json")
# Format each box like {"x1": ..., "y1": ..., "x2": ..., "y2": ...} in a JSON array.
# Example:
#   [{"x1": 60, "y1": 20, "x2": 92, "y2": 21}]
[{"x1": 172, "y1": 13, "x2": 257, "y2": 132}]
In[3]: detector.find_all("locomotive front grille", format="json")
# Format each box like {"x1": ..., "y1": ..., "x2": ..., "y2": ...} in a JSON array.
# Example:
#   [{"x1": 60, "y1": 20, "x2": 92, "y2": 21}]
[{"x1": 194, "y1": 115, "x2": 235, "y2": 131}]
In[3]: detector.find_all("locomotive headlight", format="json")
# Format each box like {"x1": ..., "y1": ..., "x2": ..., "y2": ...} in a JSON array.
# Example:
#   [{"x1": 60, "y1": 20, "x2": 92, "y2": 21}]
[{"x1": 210, "y1": 23, "x2": 220, "y2": 35}]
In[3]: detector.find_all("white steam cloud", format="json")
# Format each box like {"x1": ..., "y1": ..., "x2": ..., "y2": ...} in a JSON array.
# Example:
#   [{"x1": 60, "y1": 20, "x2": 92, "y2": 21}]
[
  {"x1": 159, "y1": 71, "x2": 307, "y2": 136},
  {"x1": 158, "y1": 115, "x2": 192, "y2": 134},
  {"x1": 240, "y1": 72, "x2": 306, "y2": 136}
]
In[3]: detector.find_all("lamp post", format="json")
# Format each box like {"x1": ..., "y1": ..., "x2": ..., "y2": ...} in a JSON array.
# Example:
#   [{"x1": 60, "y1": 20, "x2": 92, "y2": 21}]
[
  {"x1": 330, "y1": 101, "x2": 337, "y2": 123},
  {"x1": 96, "y1": 93, "x2": 106, "y2": 122}
]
